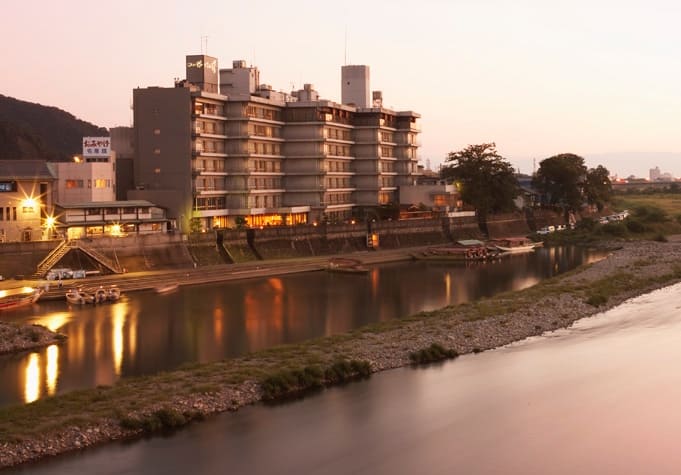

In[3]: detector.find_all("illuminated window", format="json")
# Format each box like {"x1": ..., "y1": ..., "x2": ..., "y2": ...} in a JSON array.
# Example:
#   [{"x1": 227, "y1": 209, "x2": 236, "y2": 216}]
[
  {"x1": 94, "y1": 179, "x2": 107, "y2": 188},
  {"x1": 65, "y1": 180, "x2": 84, "y2": 189},
  {"x1": 154, "y1": 149, "x2": 161, "y2": 155},
  {"x1": 153, "y1": 129, "x2": 161, "y2": 135}
]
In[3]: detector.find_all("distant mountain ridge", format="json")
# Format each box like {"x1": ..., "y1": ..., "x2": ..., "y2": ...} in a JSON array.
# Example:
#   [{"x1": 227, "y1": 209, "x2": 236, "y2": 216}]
[{"x1": 0, "y1": 94, "x2": 108, "y2": 161}]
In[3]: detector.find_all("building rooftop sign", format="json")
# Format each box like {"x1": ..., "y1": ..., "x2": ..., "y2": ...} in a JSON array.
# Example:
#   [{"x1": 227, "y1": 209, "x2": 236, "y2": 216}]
[{"x1": 83, "y1": 137, "x2": 111, "y2": 158}]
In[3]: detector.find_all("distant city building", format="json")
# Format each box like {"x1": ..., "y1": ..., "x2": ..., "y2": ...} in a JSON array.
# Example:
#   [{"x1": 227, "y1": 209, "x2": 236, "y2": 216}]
[
  {"x1": 649, "y1": 166, "x2": 674, "y2": 182},
  {"x1": 131, "y1": 55, "x2": 421, "y2": 232},
  {"x1": 650, "y1": 166, "x2": 661, "y2": 181}
]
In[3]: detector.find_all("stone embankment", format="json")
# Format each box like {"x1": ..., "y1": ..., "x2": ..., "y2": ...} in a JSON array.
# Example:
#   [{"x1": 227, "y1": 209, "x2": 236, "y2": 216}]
[{"x1": 2, "y1": 240, "x2": 681, "y2": 469}]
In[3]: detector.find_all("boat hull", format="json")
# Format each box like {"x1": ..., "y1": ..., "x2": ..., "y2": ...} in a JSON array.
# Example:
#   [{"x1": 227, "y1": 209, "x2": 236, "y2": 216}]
[{"x1": 0, "y1": 288, "x2": 43, "y2": 311}]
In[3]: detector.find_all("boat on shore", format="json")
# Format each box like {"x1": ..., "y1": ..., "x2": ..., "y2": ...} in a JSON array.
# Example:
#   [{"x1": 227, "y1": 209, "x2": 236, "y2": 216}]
[
  {"x1": 155, "y1": 283, "x2": 179, "y2": 294},
  {"x1": 326, "y1": 258, "x2": 369, "y2": 274},
  {"x1": 0, "y1": 287, "x2": 44, "y2": 311}
]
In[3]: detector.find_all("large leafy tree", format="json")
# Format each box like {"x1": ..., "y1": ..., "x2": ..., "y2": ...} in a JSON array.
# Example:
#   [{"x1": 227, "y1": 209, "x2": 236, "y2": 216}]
[
  {"x1": 440, "y1": 143, "x2": 519, "y2": 221},
  {"x1": 584, "y1": 165, "x2": 612, "y2": 211},
  {"x1": 532, "y1": 153, "x2": 587, "y2": 211}
]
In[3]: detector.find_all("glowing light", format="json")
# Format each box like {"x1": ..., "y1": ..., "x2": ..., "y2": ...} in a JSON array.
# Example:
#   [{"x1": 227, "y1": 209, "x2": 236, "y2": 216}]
[
  {"x1": 46, "y1": 345, "x2": 59, "y2": 396},
  {"x1": 24, "y1": 353, "x2": 40, "y2": 403},
  {"x1": 45, "y1": 215, "x2": 57, "y2": 229},
  {"x1": 73, "y1": 155, "x2": 82, "y2": 163},
  {"x1": 112, "y1": 303, "x2": 127, "y2": 376},
  {"x1": 110, "y1": 224, "x2": 122, "y2": 237},
  {"x1": 21, "y1": 197, "x2": 37, "y2": 213}
]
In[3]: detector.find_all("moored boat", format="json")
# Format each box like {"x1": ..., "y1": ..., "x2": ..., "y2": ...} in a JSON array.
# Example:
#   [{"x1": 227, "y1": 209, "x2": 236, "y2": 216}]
[
  {"x1": 327, "y1": 258, "x2": 369, "y2": 274},
  {"x1": 0, "y1": 287, "x2": 43, "y2": 311},
  {"x1": 108, "y1": 286, "x2": 122, "y2": 301},
  {"x1": 413, "y1": 240, "x2": 497, "y2": 262},
  {"x1": 155, "y1": 283, "x2": 179, "y2": 294},
  {"x1": 65, "y1": 288, "x2": 95, "y2": 305},
  {"x1": 492, "y1": 237, "x2": 539, "y2": 254}
]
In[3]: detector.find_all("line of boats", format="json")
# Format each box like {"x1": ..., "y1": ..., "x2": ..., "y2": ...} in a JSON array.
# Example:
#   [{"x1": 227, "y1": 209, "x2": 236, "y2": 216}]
[
  {"x1": 412, "y1": 237, "x2": 542, "y2": 262},
  {"x1": 65, "y1": 286, "x2": 122, "y2": 305}
]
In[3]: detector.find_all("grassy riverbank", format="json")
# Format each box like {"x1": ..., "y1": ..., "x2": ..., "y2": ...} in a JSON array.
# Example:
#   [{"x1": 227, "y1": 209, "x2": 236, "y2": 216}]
[{"x1": 3, "y1": 239, "x2": 681, "y2": 468}]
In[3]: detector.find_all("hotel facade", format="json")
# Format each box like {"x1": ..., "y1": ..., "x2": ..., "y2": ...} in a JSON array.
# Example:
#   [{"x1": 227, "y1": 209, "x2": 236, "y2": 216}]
[{"x1": 131, "y1": 55, "x2": 421, "y2": 231}]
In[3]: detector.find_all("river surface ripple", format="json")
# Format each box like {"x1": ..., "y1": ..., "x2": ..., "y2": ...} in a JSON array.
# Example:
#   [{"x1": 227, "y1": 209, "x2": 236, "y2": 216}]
[{"x1": 9, "y1": 280, "x2": 681, "y2": 474}]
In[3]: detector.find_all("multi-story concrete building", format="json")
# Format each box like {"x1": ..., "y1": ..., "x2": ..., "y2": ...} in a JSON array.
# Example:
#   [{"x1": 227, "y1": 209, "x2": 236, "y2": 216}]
[
  {"x1": 131, "y1": 55, "x2": 420, "y2": 232},
  {"x1": 0, "y1": 160, "x2": 56, "y2": 242}
]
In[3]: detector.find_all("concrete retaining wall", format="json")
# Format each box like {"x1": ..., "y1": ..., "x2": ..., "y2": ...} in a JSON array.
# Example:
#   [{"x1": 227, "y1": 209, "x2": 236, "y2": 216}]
[{"x1": 0, "y1": 211, "x2": 581, "y2": 278}]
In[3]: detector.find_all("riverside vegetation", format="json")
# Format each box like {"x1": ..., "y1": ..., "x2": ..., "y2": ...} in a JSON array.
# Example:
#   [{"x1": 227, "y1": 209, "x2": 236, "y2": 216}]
[{"x1": 2, "y1": 198, "x2": 681, "y2": 469}]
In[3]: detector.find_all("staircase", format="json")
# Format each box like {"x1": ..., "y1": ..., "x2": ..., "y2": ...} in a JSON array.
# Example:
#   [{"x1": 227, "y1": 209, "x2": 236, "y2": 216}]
[
  {"x1": 73, "y1": 241, "x2": 122, "y2": 274},
  {"x1": 33, "y1": 240, "x2": 70, "y2": 278},
  {"x1": 32, "y1": 240, "x2": 123, "y2": 278}
]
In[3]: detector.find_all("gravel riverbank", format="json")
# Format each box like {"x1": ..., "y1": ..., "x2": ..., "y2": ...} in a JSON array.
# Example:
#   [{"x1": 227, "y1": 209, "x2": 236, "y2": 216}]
[{"x1": 2, "y1": 240, "x2": 680, "y2": 469}]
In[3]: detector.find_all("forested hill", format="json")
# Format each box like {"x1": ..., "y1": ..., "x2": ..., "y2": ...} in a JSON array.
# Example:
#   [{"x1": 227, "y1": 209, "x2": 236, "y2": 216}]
[{"x1": 0, "y1": 94, "x2": 108, "y2": 161}]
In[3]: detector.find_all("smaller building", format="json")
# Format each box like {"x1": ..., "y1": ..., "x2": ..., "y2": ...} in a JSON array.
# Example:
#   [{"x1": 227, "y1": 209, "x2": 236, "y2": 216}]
[
  {"x1": 54, "y1": 200, "x2": 168, "y2": 239},
  {"x1": 399, "y1": 183, "x2": 461, "y2": 214},
  {"x1": 0, "y1": 160, "x2": 56, "y2": 242}
]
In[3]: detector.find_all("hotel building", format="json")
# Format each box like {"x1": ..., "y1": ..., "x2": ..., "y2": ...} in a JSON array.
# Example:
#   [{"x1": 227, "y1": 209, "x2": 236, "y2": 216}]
[{"x1": 131, "y1": 55, "x2": 420, "y2": 231}]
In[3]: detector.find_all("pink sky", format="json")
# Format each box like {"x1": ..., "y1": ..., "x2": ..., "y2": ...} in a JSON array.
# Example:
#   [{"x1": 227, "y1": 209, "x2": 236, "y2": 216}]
[{"x1": 2, "y1": 0, "x2": 680, "y2": 178}]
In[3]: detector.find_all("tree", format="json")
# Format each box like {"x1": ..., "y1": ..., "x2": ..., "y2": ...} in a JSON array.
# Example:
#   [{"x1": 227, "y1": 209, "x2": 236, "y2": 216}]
[
  {"x1": 440, "y1": 143, "x2": 519, "y2": 223},
  {"x1": 532, "y1": 154, "x2": 587, "y2": 211},
  {"x1": 584, "y1": 165, "x2": 612, "y2": 211}
]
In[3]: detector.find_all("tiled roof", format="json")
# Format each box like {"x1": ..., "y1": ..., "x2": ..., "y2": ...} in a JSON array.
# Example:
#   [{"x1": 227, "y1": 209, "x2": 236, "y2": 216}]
[
  {"x1": 0, "y1": 160, "x2": 55, "y2": 180},
  {"x1": 55, "y1": 200, "x2": 157, "y2": 209}
]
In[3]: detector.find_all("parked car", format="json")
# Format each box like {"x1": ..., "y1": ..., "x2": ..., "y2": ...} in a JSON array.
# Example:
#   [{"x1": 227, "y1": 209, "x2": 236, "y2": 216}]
[{"x1": 46, "y1": 268, "x2": 74, "y2": 280}]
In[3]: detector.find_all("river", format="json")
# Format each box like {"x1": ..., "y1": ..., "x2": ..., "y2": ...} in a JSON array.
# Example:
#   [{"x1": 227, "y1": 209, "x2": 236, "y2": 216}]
[
  {"x1": 0, "y1": 246, "x2": 600, "y2": 407},
  {"x1": 8, "y1": 273, "x2": 681, "y2": 473}
]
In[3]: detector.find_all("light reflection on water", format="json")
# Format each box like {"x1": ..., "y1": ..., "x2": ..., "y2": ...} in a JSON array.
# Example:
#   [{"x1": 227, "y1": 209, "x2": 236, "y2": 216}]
[
  {"x1": 0, "y1": 246, "x2": 601, "y2": 407},
  {"x1": 11, "y1": 282, "x2": 681, "y2": 475}
]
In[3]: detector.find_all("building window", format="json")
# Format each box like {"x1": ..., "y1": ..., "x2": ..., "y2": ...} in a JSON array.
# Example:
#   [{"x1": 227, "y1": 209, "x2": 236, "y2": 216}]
[
  {"x1": 154, "y1": 148, "x2": 161, "y2": 155},
  {"x1": 154, "y1": 129, "x2": 161, "y2": 135},
  {"x1": 87, "y1": 208, "x2": 101, "y2": 215},
  {"x1": 94, "y1": 179, "x2": 107, "y2": 188},
  {"x1": 66, "y1": 180, "x2": 84, "y2": 189}
]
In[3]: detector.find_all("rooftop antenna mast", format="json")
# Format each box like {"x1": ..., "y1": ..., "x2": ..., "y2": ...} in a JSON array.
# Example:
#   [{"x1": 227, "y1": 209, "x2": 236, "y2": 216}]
[
  {"x1": 201, "y1": 36, "x2": 209, "y2": 54},
  {"x1": 344, "y1": 26, "x2": 347, "y2": 65}
]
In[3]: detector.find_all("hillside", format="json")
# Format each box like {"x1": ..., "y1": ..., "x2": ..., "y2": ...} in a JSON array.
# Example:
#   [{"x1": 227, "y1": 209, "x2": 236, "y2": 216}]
[{"x1": 0, "y1": 94, "x2": 108, "y2": 161}]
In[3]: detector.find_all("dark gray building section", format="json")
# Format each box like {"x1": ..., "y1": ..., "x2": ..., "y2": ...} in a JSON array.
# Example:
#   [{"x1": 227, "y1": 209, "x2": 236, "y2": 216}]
[
  {"x1": 110, "y1": 126, "x2": 135, "y2": 201},
  {"x1": 131, "y1": 87, "x2": 194, "y2": 232}
]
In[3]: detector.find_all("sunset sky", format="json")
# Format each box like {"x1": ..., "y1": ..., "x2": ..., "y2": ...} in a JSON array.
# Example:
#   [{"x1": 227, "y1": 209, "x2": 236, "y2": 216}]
[{"x1": 3, "y1": 0, "x2": 680, "y2": 177}]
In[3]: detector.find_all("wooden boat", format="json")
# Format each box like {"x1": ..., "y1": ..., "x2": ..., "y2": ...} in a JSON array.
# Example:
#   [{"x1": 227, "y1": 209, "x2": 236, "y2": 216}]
[
  {"x1": 155, "y1": 283, "x2": 179, "y2": 294},
  {"x1": 0, "y1": 287, "x2": 43, "y2": 311},
  {"x1": 65, "y1": 288, "x2": 95, "y2": 305},
  {"x1": 327, "y1": 258, "x2": 369, "y2": 274},
  {"x1": 85, "y1": 285, "x2": 122, "y2": 303},
  {"x1": 93, "y1": 286, "x2": 108, "y2": 304},
  {"x1": 108, "y1": 286, "x2": 122, "y2": 301},
  {"x1": 492, "y1": 237, "x2": 539, "y2": 254},
  {"x1": 413, "y1": 242, "x2": 497, "y2": 262}
]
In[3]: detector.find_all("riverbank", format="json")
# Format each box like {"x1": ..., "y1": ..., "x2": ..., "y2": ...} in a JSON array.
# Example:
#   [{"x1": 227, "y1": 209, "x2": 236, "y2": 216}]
[{"x1": 2, "y1": 240, "x2": 681, "y2": 469}]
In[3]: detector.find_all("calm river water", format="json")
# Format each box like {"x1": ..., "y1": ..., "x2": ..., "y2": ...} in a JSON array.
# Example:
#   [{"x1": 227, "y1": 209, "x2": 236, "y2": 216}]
[
  {"x1": 9, "y1": 273, "x2": 681, "y2": 473},
  {"x1": 0, "y1": 246, "x2": 600, "y2": 407}
]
